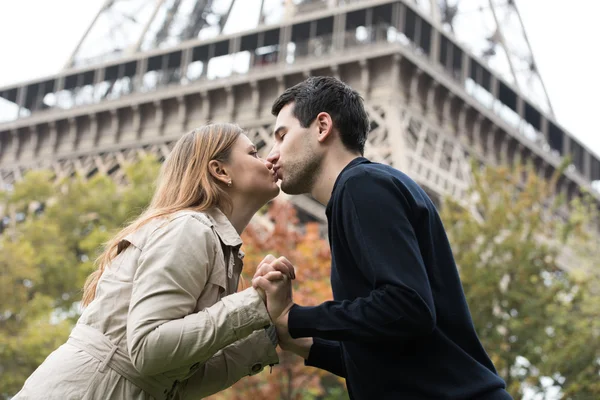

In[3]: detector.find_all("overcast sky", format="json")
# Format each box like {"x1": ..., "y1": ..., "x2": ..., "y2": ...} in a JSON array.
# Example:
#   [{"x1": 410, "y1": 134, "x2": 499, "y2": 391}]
[{"x1": 0, "y1": 0, "x2": 598, "y2": 160}]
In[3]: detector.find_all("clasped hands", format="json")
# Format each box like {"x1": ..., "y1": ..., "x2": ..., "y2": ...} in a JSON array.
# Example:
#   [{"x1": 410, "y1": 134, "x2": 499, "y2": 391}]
[{"x1": 252, "y1": 254, "x2": 296, "y2": 346}]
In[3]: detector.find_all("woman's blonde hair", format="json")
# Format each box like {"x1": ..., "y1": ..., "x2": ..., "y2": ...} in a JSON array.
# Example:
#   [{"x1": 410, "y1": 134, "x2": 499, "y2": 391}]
[{"x1": 81, "y1": 123, "x2": 243, "y2": 307}]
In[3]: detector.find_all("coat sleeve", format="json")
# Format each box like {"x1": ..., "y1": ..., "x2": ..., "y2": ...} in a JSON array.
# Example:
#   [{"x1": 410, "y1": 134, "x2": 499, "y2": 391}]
[
  {"x1": 177, "y1": 328, "x2": 279, "y2": 399},
  {"x1": 126, "y1": 215, "x2": 272, "y2": 376}
]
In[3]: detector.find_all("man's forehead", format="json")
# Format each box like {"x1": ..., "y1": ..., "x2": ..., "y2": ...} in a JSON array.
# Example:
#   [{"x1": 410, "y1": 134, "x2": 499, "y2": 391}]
[
  {"x1": 274, "y1": 116, "x2": 292, "y2": 131},
  {"x1": 276, "y1": 110, "x2": 300, "y2": 126},
  {"x1": 278, "y1": 102, "x2": 297, "y2": 118},
  {"x1": 276, "y1": 108, "x2": 291, "y2": 121}
]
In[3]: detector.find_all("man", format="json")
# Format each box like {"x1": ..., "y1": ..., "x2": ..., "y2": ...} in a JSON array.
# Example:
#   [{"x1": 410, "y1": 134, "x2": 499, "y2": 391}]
[{"x1": 253, "y1": 76, "x2": 512, "y2": 400}]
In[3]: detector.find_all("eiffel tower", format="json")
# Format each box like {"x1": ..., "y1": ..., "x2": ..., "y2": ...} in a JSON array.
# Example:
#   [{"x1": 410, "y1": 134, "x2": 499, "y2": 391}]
[{"x1": 1, "y1": 0, "x2": 599, "y2": 223}]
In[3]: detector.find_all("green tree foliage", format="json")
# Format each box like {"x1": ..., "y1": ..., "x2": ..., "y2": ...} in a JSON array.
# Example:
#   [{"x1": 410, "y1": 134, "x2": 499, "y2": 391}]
[
  {"x1": 0, "y1": 156, "x2": 159, "y2": 397},
  {"x1": 440, "y1": 161, "x2": 600, "y2": 399},
  {"x1": 1, "y1": 156, "x2": 598, "y2": 400}
]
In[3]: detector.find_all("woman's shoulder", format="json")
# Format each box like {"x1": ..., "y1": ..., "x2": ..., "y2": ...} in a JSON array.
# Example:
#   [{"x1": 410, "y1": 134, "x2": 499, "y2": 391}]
[
  {"x1": 169, "y1": 209, "x2": 214, "y2": 229},
  {"x1": 124, "y1": 210, "x2": 216, "y2": 251}
]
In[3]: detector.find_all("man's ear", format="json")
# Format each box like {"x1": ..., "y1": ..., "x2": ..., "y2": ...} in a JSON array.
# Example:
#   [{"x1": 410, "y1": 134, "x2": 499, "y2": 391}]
[
  {"x1": 208, "y1": 160, "x2": 230, "y2": 185},
  {"x1": 315, "y1": 112, "x2": 334, "y2": 143}
]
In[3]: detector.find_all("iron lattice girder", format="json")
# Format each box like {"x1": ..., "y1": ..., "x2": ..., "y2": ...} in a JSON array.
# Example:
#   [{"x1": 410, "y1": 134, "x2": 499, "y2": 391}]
[
  {"x1": 1, "y1": 1, "x2": 598, "y2": 189},
  {"x1": 62, "y1": 0, "x2": 554, "y2": 115},
  {"x1": 411, "y1": 0, "x2": 554, "y2": 115},
  {"x1": 0, "y1": 97, "x2": 472, "y2": 211}
]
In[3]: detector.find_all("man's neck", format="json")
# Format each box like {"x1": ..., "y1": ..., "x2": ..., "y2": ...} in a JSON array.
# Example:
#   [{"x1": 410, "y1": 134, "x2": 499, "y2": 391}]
[{"x1": 311, "y1": 151, "x2": 362, "y2": 206}]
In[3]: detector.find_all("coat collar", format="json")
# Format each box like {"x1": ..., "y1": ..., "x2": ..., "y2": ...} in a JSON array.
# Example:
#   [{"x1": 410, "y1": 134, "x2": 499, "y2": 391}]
[{"x1": 204, "y1": 207, "x2": 243, "y2": 248}]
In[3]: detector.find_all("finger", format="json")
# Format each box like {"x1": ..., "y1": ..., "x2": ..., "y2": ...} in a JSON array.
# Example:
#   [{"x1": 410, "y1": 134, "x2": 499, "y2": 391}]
[
  {"x1": 269, "y1": 259, "x2": 295, "y2": 280},
  {"x1": 254, "y1": 263, "x2": 274, "y2": 278},
  {"x1": 277, "y1": 257, "x2": 296, "y2": 280},
  {"x1": 261, "y1": 254, "x2": 276, "y2": 264},
  {"x1": 277, "y1": 257, "x2": 295, "y2": 280},
  {"x1": 253, "y1": 276, "x2": 275, "y2": 292},
  {"x1": 267, "y1": 262, "x2": 292, "y2": 280},
  {"x1": 252, "y1": 273, "x2": 283, "y2": 291},
  {"x1": 255, "y1": 255, "x2": 277, "y2": 276},
  {"x1": 254, "y1": 263, "x2": 273, "y2": 278},
  {"x1": 263, "y1": 271, "x2": 285, "y2": 282}
]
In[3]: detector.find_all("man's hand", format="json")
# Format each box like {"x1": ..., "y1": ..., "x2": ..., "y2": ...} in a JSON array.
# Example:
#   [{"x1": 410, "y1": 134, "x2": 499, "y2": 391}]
[
  {"x1": 253, "y1": 260, "x2": 313, "y2": 360},
  {"x1": 252, "y1": 261, "x2": 294, "y2": 322},
  {"x1": 252, "y1": 255, "x2": 295, "y2": 303}
]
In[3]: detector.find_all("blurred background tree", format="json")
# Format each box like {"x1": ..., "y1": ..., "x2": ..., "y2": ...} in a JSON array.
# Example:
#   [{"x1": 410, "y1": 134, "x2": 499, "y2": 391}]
[
  {"x1": 0, "y1": 157, "x2": 598, "y2": 399},
  {"x1": 206, "y1": 200, "x2": 348, "y2": 400},
  {"x1": 0, "y1": 156, "x2": 159, "y2": 397},
  {"x1": 440, "y1": 161, "x2": 600, "y2": 399}
]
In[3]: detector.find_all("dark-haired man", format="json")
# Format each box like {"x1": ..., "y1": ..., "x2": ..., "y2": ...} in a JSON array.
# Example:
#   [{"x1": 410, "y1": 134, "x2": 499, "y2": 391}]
[{"x1": 253, "y1": 76, "x2": 512, "y2": 400}]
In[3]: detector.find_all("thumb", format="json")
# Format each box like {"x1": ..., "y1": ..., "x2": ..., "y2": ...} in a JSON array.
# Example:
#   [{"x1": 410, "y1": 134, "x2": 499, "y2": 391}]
[{"x1": 252, "y1": 276, "x2": 272, "y2": 292}]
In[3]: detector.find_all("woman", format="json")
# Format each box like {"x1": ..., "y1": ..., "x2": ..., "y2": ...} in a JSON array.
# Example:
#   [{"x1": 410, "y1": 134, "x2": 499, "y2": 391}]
[{"x1": 14, "y1": 123, "x2": 293, "y2": 400}]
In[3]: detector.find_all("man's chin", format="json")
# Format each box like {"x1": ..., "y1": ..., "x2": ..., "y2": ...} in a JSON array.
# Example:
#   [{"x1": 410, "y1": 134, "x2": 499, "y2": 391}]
[{"x1": 280, "y1": 180, "x2": 308, "y2": 195}]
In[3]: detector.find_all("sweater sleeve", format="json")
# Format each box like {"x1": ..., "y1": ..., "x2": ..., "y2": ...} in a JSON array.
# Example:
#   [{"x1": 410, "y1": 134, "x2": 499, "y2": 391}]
[
  {"x1": 304, "y1": 338, "x2": 346, "y2": 378},
  {"x1": 288, "y1": 171, "x2": 436, "y2": 342}
]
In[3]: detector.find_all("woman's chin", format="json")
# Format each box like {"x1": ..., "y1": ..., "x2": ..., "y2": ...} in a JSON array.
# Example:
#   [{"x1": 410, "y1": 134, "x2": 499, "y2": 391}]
[
  {"x1": 253, "y1": 185, "x2": 281, "y2": 208},
  {"x1": 265, "y1": 184, "x2": 281, "y2": 202},
  {"x1": 270, "y1": 184, "x2": 281, "y2": 198}
]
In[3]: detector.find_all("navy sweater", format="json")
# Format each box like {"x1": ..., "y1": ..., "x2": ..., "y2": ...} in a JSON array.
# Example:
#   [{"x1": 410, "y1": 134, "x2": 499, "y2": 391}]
[{"x1": 288, "y1": 157, "x2": 511, "y2": 400}]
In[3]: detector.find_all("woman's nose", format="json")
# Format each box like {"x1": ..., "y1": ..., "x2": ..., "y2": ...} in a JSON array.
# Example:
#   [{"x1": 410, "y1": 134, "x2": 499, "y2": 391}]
[{"x1": 263, "y1": 159, "x2": 274, "y2": 169}]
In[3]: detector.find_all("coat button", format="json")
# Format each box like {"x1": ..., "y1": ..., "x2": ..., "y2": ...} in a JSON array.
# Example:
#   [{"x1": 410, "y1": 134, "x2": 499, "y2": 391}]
[{"x1": 251, "y1": 363, "x2": 262, "y2": 374}]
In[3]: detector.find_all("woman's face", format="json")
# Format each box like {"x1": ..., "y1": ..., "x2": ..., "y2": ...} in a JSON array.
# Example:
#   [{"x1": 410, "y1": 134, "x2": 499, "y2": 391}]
[{"x1": 224, "y1": 134, "x2": 280, "y2": 203}]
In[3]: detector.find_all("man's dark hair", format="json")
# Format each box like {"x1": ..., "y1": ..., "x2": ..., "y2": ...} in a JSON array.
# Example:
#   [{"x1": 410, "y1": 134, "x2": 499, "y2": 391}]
[{"x1": 271, "y1": 76, "x2": 370, "y2": 155}]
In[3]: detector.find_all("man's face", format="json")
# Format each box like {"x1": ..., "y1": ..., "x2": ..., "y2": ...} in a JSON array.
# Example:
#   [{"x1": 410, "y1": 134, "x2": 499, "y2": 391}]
[{"x1": 267, "y1": 103, "x2": 323, "y2": 195}]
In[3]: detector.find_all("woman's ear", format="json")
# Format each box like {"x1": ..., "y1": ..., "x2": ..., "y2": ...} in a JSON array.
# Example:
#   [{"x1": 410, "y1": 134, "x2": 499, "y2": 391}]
[{"x1": 208, "y1": 160, "x2": 231, "y2": 186}]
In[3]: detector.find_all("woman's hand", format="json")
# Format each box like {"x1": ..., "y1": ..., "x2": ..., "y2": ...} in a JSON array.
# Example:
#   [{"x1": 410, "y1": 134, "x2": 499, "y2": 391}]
[{"x1": 253, "y1": 255, "x2": 296, "y2": 281}]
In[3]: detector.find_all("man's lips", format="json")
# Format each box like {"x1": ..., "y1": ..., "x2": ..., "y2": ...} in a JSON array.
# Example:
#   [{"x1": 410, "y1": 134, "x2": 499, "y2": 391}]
[{"x1": 271, "y1": 168, "x2": 279, "y2": 182}]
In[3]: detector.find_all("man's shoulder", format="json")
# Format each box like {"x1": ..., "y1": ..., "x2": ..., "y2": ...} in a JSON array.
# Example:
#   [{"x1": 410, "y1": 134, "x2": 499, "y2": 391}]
[
  {"x1": 335, "y1": 161, "x2": 434, "y2": 212},
  {"x1": 338, "y1": 161, "x2": 411, "y2": 190}
]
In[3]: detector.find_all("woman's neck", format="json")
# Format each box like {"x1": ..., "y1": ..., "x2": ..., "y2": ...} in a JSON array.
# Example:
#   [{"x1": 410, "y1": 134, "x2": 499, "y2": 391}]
[{"x1": 224, "y1": 197, "x2": 263, "y2": 235}]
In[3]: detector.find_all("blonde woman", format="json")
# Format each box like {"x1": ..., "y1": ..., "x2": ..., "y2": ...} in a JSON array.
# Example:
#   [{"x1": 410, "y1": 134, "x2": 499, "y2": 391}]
[{"x1": 14, "y1": 123, "x2": 294, "y2": 400}]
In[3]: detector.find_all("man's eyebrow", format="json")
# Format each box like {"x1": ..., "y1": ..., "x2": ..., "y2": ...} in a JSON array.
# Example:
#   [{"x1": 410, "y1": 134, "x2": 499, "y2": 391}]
[{"x1": 273, "y1": 126, "x2": 286, "y2": 138}]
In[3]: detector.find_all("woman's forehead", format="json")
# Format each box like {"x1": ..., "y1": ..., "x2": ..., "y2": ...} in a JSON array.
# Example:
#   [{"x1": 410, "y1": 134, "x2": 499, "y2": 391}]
[{"x1": 234, "y1": 134, "x2": 256, "y2": 150}]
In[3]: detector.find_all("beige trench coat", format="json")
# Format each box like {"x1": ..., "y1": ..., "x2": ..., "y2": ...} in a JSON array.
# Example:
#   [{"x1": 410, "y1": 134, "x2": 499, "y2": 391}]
[{"x1": 14, "y1": 208, "x2": 278, "y2": 400}]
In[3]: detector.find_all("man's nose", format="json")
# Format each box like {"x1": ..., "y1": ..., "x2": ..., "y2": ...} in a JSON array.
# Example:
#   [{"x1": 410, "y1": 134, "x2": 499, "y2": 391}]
[{"x1": 266, "y1": 148, "x2": 279, "y2": 164}]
